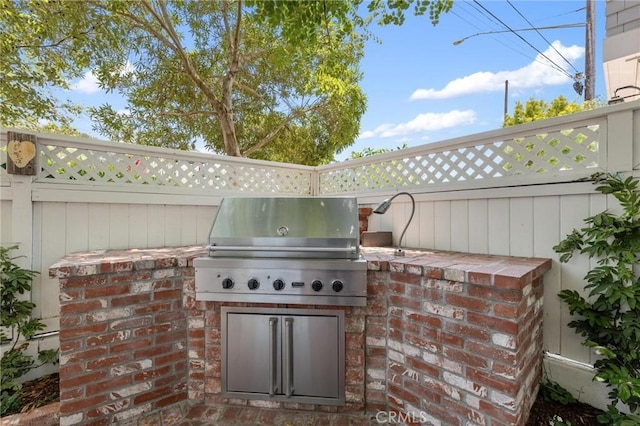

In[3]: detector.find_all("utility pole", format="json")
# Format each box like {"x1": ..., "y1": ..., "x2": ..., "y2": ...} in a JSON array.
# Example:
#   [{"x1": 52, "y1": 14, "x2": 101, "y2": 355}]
[
  {"x1": 585, "y1": 0, "x2": 595, "y2": 101},
  {"x1": 504, "y1": 80, "x2": 509, "y2": 117}
]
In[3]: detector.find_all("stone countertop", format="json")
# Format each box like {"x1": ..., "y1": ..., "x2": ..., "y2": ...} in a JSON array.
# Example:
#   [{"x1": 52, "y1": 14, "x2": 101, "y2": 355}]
[
  {"x1": 50, "y1": 245, "x2": 551, "y2": 290},
  {"x1": 361, "y1": 246, "x2": 552, "y2": 289},
  {"x1": 49, "y1": 246, "x2": 208, "y2": 278}
]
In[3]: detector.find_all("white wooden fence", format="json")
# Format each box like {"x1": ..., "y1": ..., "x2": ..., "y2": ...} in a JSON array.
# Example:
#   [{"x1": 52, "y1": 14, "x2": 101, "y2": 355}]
[{"x1": 1, "y1": 99, "x2": 639, "y2": 404}]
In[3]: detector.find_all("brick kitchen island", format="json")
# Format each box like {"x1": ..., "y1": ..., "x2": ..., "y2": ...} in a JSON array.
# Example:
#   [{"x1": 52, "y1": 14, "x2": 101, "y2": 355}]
[{"x1": 50, "y1": 246, "x2": 550, "y2": 426}]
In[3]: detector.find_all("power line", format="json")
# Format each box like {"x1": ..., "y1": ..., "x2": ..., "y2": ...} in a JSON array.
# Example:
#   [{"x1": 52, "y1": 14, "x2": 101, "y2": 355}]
[
  {"x1": 449, "y1": 8, "x2": 486, "y2": 34},
  {"x1": 451, "y1": 1, "x2": 583, "y2": 82},
  {"x1": 471, "y1": 0, "x2": 576, "y2": 80},
  {"x1": 506, "y1": 0, "x2": 580, "y2": 74},
  {"x1": 452, "y1": 2, "x2": 539, "y2": 60},
  {"x1": 467, "y1": 1, "x2": 504, "y2": 29}
]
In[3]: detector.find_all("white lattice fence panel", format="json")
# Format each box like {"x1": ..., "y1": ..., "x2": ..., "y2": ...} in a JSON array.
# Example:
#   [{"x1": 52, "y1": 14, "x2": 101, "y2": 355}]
[
  {"x1": 503, "y1": 126, "x2": 599, "y2": 174},
  {"x1": 38, "y1": 144, "x2": 312, "y2": 194},
  {"x1": 320, "y1": 124, "x2": 600, "y2": 194}
]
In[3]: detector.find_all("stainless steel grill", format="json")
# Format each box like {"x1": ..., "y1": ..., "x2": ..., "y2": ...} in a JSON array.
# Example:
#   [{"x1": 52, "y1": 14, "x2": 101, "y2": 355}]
[{"x1": 194, "y1": 197, "x2": 367, "y2": 306}]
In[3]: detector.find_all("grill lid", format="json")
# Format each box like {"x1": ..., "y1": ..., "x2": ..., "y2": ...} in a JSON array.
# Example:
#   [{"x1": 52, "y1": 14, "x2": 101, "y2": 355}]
[{"x1": 207, "y1": 197, "x2": 360, "y2": 259}]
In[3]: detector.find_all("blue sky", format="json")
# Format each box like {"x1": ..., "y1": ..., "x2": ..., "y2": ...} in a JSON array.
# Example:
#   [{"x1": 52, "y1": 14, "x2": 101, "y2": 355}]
[{"x1": 63, "y1": 1, "x2": 605, "y2": 162}]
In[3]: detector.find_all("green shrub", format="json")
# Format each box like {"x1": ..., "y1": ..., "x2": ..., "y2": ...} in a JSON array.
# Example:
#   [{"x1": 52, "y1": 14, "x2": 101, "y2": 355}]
[
  {"x1": 541, "y1": 379, "x2": 577, "y2": 405},
  {"x1": 1, "y1": 245, "x2": 58, "y2": 415},
  {"x1": 554, "y1": 173, "x2": 640, "y2": 425}
]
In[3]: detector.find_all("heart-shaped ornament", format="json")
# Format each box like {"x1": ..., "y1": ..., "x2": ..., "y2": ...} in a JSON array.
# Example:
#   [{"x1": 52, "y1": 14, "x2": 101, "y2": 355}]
[{"x1": 8, "y1": 139, "x2": 36, "y2": 168}]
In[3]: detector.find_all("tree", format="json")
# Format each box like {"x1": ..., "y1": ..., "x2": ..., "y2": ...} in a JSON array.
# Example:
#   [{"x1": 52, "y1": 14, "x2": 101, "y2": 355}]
[
  {"x1": 349, "y1": 143, "x2": 408, "y2": 159},
  {"x1": 6, "y1": 105, "x2": 87, "y2": 138},
  {"x1": 0, "y1": 0, "x2": 95, "y2": 129},
  {"x1": 503, "y1": 95, "x2": 598, "y2": 127},
  {"x1": 1, "y1": 0, "x2": 452, "y2": 165}
]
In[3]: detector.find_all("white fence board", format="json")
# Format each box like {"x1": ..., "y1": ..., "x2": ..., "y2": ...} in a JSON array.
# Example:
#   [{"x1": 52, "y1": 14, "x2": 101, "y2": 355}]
[
  {"x1": 0, "y1": 200, "x2": 12, "y2": 244},
  {"x1": 467, "y1": 199, "x2": 489, "y2": 254},
  {"x1": 450, "y1": 200, "x2": 469, "y2": 253},
  {"x1": 509, "y1": 197, "x2": 534, "y2": 257},
  {"x1": 416, "y1": 201, "x2": 435, "y2": 250},
  {"x1": 88, "y1": 203, "x2": 110, "y2": 250},
  {"x1": 434, "y1": 201, "x2": 451, "y2": 251},
  {"x1": 147, "y1": 205, "x2": 166, "y2": 248},
  {"x1": 532, "y1": 196, "x2": 562, "y2": 355},
  {"x1": 588, "y1": 193, "x2": 608, "y2": 364},
  {"x1": 108, "y1": 204, "x2": 130, "y2": 249},
  {"x1": 558, "y1": 195, "x2": 593, "y2": 363},
  {"x1": 488, "y1": 198, "x2": 510, "y2": 256},
  {"x1": 129, "y1": 204, "x2": 149, "y2": 248},
  {"x1": 66, "y1": 203, "x2": 89, "y2": 252},
  {"x1": 37, "y1": 203, "x2": 66, "y2": 323},
  {"x1": 180, "y1": 206, "x2": 197, "y2": 246}
]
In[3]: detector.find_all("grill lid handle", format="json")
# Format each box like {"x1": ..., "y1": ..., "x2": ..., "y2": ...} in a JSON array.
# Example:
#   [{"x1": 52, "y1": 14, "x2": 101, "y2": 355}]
[{"x1": 206, "y1": 245, "x2": 357, "y2": 254}]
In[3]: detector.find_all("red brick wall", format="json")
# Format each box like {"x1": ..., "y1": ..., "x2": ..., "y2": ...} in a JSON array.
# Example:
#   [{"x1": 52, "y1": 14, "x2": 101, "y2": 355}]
[
  {"x1": 358, "y1": 207, "x2": 372, "y2": 236},
  {"x1": 53, "y1": 248, "x2": 202, "y2": 426},
  {"x1": 52, "y1": 247, "x2": 550, "y2": 425},
  {"x1": 365, "y1": 251, "x2": 550, "y2": 426}
]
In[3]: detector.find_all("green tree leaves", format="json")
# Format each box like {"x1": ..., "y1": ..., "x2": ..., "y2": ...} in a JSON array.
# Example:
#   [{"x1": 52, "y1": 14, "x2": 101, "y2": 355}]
[
  {"x1": 2, "y1": 0, "x2": 452, "y2": 165},
  {"x1": 0, "y1": 0, "x2": 116, "y2": 126},
  {"x1": 503, "y1": 95, "x2": 599, "y2": 127}
]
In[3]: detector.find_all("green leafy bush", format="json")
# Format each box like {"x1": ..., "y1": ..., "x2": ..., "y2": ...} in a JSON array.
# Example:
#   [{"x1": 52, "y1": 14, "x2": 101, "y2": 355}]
[
  {"x1": 541, "y1": 379, "x2": 577, "y2": 405},
  {"x1": 554, "y1": 173, "x2": 640, "y2": 425},
  {"x1": 1, "y1": 245, "x2": 58, "y2": 415}
]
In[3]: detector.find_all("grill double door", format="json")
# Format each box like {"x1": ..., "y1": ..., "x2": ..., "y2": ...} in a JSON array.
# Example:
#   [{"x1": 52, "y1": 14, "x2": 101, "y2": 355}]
[{"x1": 222, "y1": 307, "x2": 345, "y2": 405}]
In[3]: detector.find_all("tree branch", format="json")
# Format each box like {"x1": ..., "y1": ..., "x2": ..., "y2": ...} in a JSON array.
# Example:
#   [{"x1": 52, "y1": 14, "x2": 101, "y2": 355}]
[
  {"x1": 135, "y1": 1, "x2": 225, "y2": 114},
  {"x1": 156, "y1": 110, "x2": 215, "y2": 118},
  {"x1": 231, "y1": 0, "x2": 243, "y2": 72},
  {"x1": 87, "y1": 1, "x2": 176, "y2": 55},
  {"x1": 242, "y1": 102, "x2": 324, "y2": 157},
  {"x1": 88, "y1": 0, "x2": 220, "y2": 113},
  {"x1": 14, "y1": 30, "x2": 91, "y2": 49},
  {"x1": 234, "y1": 81, "x2": 264, "y2": 101}
]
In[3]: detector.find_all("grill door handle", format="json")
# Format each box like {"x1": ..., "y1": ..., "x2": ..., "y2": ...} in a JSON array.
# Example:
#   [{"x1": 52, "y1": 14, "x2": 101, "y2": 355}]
[
  {"x1": 284, "y1": 317, "x2": 294, "y2": 398},
  {"x1": 268, "y1": 317, "x2": 278, "y2": 397}
]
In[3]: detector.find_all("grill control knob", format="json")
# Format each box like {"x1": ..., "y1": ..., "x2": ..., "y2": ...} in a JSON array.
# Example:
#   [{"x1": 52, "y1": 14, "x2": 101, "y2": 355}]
[
  {"x1": 332, "y1": 280, "x2": 344, "y2": 293},
  {"x1": 248, "y1": 278, "x2": 260, "y2": 290},
  {"x1": 273, "y1": 279, "x2": 285, "y2": 291},
  {"x1": 222, "y1": 278, "x2": 234, "y2": 289},
  {"x1": 311, "y1": 280, "x2": 323, "y2": 292}
]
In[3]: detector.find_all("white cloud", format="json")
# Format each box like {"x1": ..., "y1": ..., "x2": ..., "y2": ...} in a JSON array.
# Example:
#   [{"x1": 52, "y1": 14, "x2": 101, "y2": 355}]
[
  {"x1": 358, "y1": 109, "x2": 477, "y2": 140},
  {"x1": 118, "y1": 61, "x2": 136, "y2": 77},
  {"x1": 70, "y1": 71, "x2": 101, "y2": 94},
  {"x1": 69, "y1": 62, "x2": 136, "y2": 95},
  {"x1": 410, "y1": 41, "x2": 584, "y2": 100}
]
